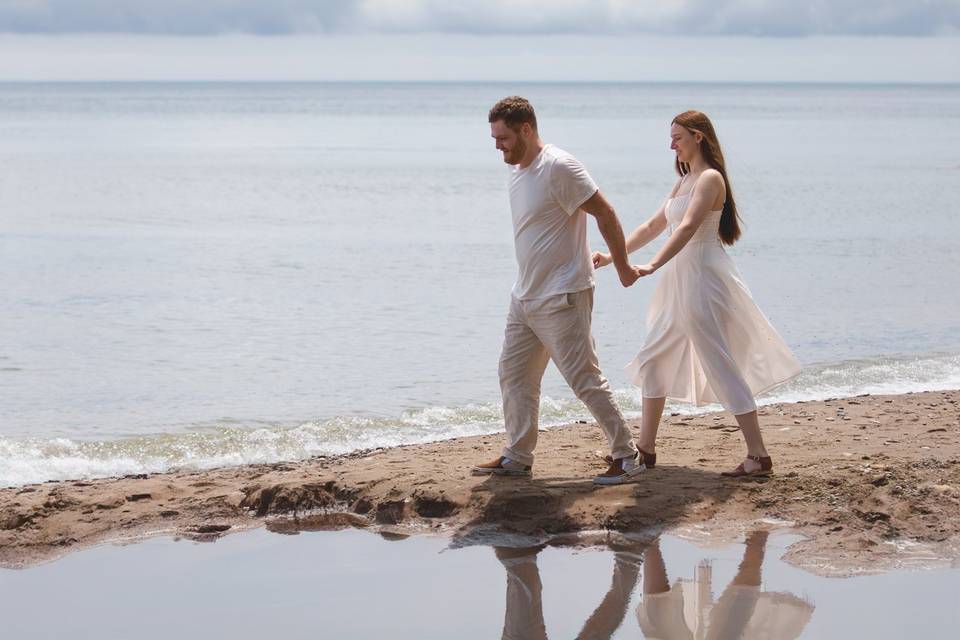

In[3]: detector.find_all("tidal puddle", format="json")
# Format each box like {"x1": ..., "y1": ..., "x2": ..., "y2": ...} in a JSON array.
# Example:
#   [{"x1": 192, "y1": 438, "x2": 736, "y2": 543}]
[{"x1": 0, "y1": 527, "x2": 957, "y2": 638}]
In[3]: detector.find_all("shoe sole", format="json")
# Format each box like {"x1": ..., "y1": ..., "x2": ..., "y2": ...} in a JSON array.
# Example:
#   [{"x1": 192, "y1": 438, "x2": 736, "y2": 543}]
[
  {"x1": 592, "y1": 464, "x2": 646, "y2": 485},
  {"x1": 721, "y1": 470, "x2": 773, "y2": 479},
  {"x1": 602, "y1": 454, "x2": 655, "y2": 469},
  {"x1": 471, "y1": 467, "x2": 531, "y2": 477}
]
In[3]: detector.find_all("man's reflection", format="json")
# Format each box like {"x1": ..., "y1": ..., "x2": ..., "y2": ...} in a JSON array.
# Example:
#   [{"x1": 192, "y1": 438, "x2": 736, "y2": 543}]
[
  {"x1": 495, "y1": 546, "x2": 548, "y2": 640},
  {"x1": 493, "y1": 530, "x2": 813, "y2": 640},
  {"x1": 576, "y1": 544, "x2": 645, "y2": 639}
]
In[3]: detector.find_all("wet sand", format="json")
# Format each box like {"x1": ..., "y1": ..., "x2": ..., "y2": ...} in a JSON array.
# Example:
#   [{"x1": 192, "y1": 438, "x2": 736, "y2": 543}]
[{"x1": 2, "y1": 390, "x2": 958, "y2": 574}]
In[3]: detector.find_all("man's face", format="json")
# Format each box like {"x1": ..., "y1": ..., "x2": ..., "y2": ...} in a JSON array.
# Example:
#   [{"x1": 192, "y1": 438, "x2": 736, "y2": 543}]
[{"x1": 490, "y1": 120, "x2": 527, "y2": 165}]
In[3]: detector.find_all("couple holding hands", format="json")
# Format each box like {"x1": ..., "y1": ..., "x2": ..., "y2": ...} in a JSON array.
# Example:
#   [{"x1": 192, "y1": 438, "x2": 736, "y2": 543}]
[{"x1": 473, "y1": 96, "x2": 800, "y2": 485}]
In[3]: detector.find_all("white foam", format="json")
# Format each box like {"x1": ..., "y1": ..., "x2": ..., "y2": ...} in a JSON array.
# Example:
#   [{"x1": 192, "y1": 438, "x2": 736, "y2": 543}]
[{"x1": 2, "y1": 353, "x2": 958, "y2": 487}]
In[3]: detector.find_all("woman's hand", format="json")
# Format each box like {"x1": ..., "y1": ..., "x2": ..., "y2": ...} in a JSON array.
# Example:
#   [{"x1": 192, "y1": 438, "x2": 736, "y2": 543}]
[
  {"x1": 634, "y1": 263, "x2": 657, "y2": 277},
  {"x1": 591, "y1": 251, "x2": 612, "y2": 269}
]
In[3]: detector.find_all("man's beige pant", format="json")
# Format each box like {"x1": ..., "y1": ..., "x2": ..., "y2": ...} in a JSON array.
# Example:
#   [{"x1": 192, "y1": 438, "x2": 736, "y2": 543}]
[{"x1": 499, "y1": 288, "x2": 636, "y2": 466}]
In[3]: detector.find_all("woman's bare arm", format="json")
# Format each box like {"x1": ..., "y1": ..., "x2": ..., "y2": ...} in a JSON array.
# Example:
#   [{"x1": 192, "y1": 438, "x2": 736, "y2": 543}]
[
  {"x1": 592, "y1": 179, "x2": 680, "y2": 268},
  {"x1": 635, "y1": 170, "x2": 724, "y2": 275}
]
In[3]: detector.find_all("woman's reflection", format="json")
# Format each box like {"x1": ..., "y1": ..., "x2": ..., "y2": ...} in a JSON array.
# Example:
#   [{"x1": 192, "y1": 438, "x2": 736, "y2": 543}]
[
  {"x1": 493, "y1": 529, "x2": 813, "y2": 640},
  {"x1": 636, "y1": 530, "x2": 814, "y2": 640}
]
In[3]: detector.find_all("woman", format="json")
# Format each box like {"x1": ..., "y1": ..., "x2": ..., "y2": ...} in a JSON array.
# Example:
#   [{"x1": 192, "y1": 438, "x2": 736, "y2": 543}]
[{"x1": 594, "y1": 110, "x2": 800, "y2": 477}]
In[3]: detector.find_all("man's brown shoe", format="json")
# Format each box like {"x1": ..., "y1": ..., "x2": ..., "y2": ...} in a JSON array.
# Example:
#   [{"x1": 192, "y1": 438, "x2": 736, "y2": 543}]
[{"x1": 471, "y1": 456, "x2": 532, "y2": 477}]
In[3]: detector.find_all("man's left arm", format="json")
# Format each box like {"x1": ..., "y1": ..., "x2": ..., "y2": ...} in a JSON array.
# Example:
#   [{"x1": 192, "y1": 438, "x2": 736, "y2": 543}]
[{"x1": 580, "y1": 191, "x2": 639, "y2": 288}]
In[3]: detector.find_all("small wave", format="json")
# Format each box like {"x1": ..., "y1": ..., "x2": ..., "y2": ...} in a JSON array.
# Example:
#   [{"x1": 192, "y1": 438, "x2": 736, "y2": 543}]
[
  {"x1": 761, "y1": 353, "x2": 960, "y2": 404},
  {"x1": 1, "y1": 353, "x2": 958, "y2": 487}
]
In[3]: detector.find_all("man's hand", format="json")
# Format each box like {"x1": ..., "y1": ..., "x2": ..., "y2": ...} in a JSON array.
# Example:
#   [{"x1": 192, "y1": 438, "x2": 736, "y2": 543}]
[
  {"x1": 592, "y1": 251, "x2": 612, "y2": 269},
  {"x1": 617, "y1": 264, "x2": 640, "y2": 287}
]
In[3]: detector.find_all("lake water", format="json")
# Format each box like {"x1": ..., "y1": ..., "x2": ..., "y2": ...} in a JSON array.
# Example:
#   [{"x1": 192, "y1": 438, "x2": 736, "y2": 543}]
[{"x1": 2, "y1": 82, "x2": 959, "y2": 486}]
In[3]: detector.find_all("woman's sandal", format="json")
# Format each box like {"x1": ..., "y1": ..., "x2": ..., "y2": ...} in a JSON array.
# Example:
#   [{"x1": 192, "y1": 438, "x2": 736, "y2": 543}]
[
  {"x1": 721, "y1": 454, "x2": 773, "y2": 478},
  {"x1": 603, "y1": 447, "x2": 656, "y2": 468}
]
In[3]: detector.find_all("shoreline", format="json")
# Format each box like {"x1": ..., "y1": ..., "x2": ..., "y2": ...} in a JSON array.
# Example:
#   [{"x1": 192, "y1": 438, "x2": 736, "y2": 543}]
[{"x1": 2, "y1": 389, "x2": 958, "y2": 575}]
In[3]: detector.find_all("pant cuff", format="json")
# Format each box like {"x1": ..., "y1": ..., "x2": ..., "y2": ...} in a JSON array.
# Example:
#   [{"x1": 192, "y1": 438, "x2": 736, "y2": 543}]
[
  {"x1": 502, "y1": 447, "x2": 534, "y2": 466},
  {"x1": 610, "y1": 442, "x2": 638, "y2": 461}
]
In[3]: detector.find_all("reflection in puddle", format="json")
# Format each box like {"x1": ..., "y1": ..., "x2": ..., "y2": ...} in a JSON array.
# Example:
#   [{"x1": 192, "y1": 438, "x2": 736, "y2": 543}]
[
  {"x1": 1, "y1": 525, "x2": 957, "y2": 639},
  {"x1": 495, "y1": 530, "x2": 813, "y2": 639}
]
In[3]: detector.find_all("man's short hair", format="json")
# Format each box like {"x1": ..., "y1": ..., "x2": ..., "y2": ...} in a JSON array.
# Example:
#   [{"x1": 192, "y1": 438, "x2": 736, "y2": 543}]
[{"x1": 488, "y1": 96, "x2": 537, "y2": 131}]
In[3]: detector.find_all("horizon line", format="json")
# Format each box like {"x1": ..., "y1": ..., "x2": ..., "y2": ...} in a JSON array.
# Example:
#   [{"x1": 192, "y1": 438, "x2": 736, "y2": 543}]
[{"x1": 1, "y1": 79, "x2": 958, "y2": 87}]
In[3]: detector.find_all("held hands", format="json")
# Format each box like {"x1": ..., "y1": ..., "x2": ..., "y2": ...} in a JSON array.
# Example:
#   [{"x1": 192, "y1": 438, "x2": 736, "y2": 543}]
[
  {"x1": 592, "y1": 250, "x2": 655, "y2": 287},
  {"x1": 618, "y1": 263, "x2": 658, "y2": 287},
  {"x1": 617, "y1": 265, "x2": 639, "y2": 287},
  {"x1": 593, "y1": 251, "x2": 638, "y2": 286}
]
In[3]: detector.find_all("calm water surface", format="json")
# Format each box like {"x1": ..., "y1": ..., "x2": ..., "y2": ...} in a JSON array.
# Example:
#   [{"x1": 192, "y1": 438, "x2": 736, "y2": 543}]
[
  {"x1": 0, "y1": 528, "x2": 957, "y2": 638},
  {"x1": 1, "y1": 83, "x2": 959, "y2": 485}
]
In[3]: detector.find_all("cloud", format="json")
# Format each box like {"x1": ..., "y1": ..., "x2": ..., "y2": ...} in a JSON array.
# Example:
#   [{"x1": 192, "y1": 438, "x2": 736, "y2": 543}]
[
  {"x1": 0, "y1": 0, "x2": 957, "y2": 36},
  {"x1": 0, "y1": 1, "x2": 357, "y2": 35},
  {"x1": 360, "y1": 0, "x2": 960, "y2": 36},
  {"x1": 2, "y1": 33, "x2": 957, "y2": 82}
]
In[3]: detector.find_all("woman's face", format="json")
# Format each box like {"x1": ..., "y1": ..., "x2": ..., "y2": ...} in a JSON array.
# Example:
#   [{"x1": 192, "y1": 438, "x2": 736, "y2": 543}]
[{"x1": 670, "y1": 123, "x2": 701, "y2": 164}]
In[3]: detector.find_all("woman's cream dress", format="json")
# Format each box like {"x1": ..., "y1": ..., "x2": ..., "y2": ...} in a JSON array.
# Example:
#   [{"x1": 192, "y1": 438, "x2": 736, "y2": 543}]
[{"x1": 626, "y1": 186, "x2": 801, "y2": 414}]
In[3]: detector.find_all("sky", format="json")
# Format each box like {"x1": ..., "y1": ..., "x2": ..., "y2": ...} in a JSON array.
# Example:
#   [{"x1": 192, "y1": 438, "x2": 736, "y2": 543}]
[{"x1": 0, "y1": 1, "x2": 958, "y2": 82}]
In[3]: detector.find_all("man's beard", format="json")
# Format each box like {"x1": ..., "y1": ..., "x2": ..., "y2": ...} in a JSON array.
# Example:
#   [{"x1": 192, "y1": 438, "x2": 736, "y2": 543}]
[{"x1": 506, "y1": 137, "x2": 527, "y2": 165}]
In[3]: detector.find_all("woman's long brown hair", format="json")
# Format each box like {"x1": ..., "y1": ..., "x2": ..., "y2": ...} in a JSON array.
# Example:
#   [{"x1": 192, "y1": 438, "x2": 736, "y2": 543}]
[{"x1": 672, "y1": 110, "x2": 742, "y2": 245}]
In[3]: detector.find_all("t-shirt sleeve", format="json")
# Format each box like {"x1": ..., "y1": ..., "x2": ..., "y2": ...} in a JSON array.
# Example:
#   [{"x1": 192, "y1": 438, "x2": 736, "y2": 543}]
[{"x1": 550, "y1": 154, "x2": 599, "y2": 216}]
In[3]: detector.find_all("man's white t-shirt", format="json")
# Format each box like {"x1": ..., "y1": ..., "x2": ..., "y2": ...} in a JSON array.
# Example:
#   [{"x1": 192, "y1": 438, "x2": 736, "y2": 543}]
[{"x1": 508, "y1": 144, "x2": 598, "y2": 300}]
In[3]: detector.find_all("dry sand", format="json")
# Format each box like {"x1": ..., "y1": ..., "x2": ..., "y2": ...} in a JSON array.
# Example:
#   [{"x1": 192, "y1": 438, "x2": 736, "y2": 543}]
[{"x1": 2, "y1": 390, "x2": 958, "y2": 575}]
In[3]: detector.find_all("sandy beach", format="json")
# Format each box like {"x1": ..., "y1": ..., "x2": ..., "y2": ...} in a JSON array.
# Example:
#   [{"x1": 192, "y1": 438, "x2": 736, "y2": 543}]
[{"x1": 2, "y1": 390, "x2": 957, "y2": 575}]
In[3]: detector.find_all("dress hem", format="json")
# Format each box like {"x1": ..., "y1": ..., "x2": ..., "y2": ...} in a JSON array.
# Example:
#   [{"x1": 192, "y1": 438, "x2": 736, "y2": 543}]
[{"x1": 634, "y1": 365, "x2": 802, "y2": 414}]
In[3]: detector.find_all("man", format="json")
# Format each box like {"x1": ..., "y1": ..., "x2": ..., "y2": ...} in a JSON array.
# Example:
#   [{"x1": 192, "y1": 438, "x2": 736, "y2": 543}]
[{"x1": 472, "y1": 96, "x2": 645, "y2": 485}]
